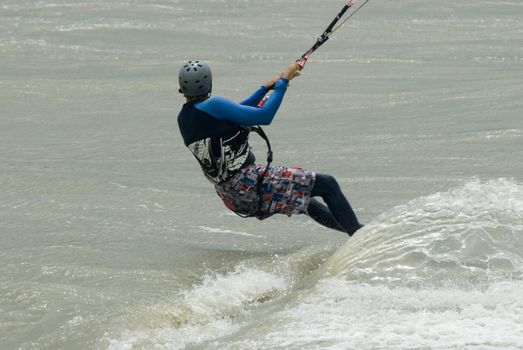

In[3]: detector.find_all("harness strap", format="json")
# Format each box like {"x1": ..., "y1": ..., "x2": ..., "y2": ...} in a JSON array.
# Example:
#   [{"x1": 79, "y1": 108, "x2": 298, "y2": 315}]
[{"x1": 234, "y1": 125, "x2": 272, "y2": 218}]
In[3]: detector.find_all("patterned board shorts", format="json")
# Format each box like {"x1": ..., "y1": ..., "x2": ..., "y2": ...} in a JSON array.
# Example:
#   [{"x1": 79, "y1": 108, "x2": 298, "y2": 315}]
[{"x1": 215, "y1": 164, "x2": 316, "y2": 220}]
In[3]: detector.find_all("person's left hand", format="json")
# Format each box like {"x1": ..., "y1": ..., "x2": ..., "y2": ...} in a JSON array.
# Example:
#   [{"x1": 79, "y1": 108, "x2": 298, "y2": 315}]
[{"x1": 264, "y1": 74, "x2": 284, "y2": 89}]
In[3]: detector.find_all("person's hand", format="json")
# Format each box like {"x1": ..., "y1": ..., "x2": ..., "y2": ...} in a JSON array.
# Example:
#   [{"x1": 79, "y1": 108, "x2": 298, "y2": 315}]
[
  {"x1": 264, "y1": 74, "x2": 282, "y2": 89},
  {"x1": 264, "y1": 62, "x2": 301, "y2": 89},
  {"x1": 281, "y1": 62, "x2": 301, "y2": 81}
]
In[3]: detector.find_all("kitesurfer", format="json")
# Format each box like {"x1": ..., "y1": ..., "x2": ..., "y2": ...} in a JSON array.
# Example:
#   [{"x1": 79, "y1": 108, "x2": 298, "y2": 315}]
[{"x1": 177, "y1": 60, "x2": 363, "y2": 235}]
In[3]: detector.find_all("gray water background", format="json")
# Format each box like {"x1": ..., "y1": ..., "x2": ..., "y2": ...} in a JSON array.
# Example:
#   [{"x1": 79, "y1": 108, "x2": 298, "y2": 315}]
[{"x1": 1, "y1": 0, "x2": 522, "y2": 349}]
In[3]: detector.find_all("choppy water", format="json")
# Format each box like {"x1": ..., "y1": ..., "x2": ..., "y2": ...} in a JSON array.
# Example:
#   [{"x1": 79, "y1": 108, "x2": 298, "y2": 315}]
[{"x1": 1, "y1": 0, "x2": 522, "y2": 349}]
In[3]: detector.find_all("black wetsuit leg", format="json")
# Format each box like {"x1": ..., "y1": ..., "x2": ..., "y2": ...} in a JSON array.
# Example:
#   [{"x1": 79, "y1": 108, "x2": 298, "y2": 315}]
[
  {"x1": 307, "y1": 198, "x2": 345, "y2": 233},
  {"x1": 308, "y1": 173, "x2": 363, "y2": 236}
]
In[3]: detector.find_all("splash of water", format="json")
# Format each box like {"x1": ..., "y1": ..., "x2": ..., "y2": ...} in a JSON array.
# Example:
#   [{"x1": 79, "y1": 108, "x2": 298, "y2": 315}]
[
  {"x1": 326, "y1": 178, "x2": 523, "y2": 287},
  {"x1": 105, "y1": 246, "x2": 333, "y2": 349}
]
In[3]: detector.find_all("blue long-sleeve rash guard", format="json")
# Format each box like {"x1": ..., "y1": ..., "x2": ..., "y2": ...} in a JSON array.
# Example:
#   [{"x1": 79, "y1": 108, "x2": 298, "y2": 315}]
[{"x1": 194, "y1": 78, "x2": 289, "y2": 126}]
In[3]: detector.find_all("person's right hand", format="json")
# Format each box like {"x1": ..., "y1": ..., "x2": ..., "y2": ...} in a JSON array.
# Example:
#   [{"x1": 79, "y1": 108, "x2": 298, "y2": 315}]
[{"x1": 281, "y1": 62, "x2": 301, "y2": 81}]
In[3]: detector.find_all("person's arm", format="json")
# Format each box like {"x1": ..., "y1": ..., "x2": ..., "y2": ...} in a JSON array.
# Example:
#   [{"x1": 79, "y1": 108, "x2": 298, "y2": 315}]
[
  {"x1": 239, "y1": 85, "x2": 270, "y2": 107},
  {"x1": 196, "y1": 78, "x2": 289, "y2": 126},
  {"x1": 240, "y1": 72, "x2": 288, "y2": 107},
  {"x1": 197, "y1": 62, "x2": 301, "y2": 126}
]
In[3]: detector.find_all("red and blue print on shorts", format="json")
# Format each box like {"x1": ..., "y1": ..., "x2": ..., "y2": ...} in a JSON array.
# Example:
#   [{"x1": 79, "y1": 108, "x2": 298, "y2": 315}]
[{"x1": 215, "y1": 164, "x2": 315, "y2": 219}]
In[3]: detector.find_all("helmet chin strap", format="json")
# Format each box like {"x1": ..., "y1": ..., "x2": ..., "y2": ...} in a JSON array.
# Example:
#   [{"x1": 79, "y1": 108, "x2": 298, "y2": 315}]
[{"x1": 178, "y1": 87, "x2": 211, "y2": 98}]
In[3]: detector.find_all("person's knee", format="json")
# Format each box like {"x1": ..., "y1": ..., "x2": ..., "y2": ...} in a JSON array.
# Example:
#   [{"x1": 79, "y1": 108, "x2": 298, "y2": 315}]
[
  {"x1": 317, "y1": 173, "x2": 340, "y2": 192},
  {"x1": 312, "y1": 173, "x2": 340, "y2": 197}
]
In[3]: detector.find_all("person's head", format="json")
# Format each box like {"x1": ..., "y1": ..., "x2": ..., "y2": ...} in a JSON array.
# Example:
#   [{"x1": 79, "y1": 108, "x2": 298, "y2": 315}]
[{"x1": 178, "y1": 60, "x2": 212, "y2": 100}]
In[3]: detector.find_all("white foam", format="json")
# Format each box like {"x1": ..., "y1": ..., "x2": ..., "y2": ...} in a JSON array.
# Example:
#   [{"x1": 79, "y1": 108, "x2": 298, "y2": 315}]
[
  {"x1": 224, "y1": 279, "x2": 523, "y2": 350},
  {"x1": 106, "y1": 264, "x2": 289, "y2": 349}
]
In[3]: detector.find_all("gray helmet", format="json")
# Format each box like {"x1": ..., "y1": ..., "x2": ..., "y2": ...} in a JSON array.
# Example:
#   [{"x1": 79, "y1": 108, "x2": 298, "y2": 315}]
[{"x1": 178, "y1": 60, "x2": 212, "y2": 97}]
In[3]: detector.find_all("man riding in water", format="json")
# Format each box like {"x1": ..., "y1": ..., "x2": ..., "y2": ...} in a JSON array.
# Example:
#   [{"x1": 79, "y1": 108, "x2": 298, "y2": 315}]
[{"x1": 177, "y1": 60, "x2": 363, "y2": 235}]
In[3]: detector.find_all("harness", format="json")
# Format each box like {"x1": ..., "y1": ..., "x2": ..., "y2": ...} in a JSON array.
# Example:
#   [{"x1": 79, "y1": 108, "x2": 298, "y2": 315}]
[
  {"x1": 187, "y1": 126, "x2": 250, "y2": 184},
  {"x1": 188, "y1": 124, "x2": 273, "y2": 217},
  {"x1": 235, "y1": 125, "x2": 273, "y2": 218}
]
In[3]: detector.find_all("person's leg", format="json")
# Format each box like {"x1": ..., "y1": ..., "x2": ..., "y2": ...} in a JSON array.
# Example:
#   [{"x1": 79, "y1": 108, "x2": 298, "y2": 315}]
[
  {"x1": 306, "y1": 198, "x2": 345, "y2": 233},
  {"x1": 310, "y1": 173, "x2": 363, "y2": 236}
]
